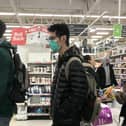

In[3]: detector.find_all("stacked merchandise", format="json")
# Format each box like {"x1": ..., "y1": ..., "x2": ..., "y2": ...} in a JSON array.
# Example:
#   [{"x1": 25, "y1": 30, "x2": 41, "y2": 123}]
[
  {"x1": 111, "y1": 46, "x2": 126, "y2": 86},
  {"x1": 27, "y1": 63, "x2": 52, "y2": 117}
]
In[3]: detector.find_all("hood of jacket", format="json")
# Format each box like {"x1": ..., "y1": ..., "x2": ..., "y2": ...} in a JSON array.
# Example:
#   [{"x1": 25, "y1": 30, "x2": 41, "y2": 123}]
[
  {"x1": 61, "y1": 45, "x2": 83, "y2": 61},
  {"x1": 83, "y1": 62, "x2": 94, "y2": 69},
  {"x1": 58, "y1": 45, "x2": 83, "y2": 67}
]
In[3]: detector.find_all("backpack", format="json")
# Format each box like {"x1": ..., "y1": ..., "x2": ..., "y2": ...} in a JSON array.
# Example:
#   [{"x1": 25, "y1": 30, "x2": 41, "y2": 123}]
[
  {"x1": 0, "y1": 45, "x2": 27, "y2": 103},
  {"x1": 65, "y1": 57, "x2": 101, "y2": 123}
]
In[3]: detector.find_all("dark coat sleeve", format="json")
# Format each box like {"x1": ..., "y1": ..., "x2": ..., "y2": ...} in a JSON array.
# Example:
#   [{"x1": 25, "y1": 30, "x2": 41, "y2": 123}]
[
  {"x1": 96, "y1": 66, "x2": 106, "y2": 89},
  {"x1": 120, "y1": 103, "x2": 126, "y2": 118},
  {"x1": 110, "y1": 65, "x2": 118, "y2": 86},
  {"x1": 69, "y1": 60, "x2": 88, "y2": 111},
  {"x1": 0, "y1": 49, "x2": 11, "y2": 101}
]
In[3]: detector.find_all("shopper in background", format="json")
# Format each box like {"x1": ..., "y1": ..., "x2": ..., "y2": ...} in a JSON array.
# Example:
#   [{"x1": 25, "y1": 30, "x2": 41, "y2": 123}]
[
  {"x1": 83, "y1": 55, "x2": 100, "y2": 89},
  {"x1": 83, "y1": 55, "x2": 96, "y2": 68},
  {"x1": 0, "y1": 20, "x2": 15, "y2": 126},
  {"x1": 96, "y1": 57, "x2": 118, "y2": 89},
  {"x1": 48, "y1": 24, "x2": 88, "y2": 126}
]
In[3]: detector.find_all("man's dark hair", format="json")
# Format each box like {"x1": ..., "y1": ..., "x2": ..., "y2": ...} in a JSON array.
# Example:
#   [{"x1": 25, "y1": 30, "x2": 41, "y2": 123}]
[
  {"x1": 83, "y1": 55, "x2": 91, "y2": 63},
  {"x1": 0, "y1": 20, "x2": 6, "y2": 38},
  {"x1": 48, "y1": 23, "x2": 70, "y2": 46}
]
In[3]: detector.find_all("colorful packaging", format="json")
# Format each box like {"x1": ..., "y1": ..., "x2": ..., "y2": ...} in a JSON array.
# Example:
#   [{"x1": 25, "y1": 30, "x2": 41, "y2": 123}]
[{"x1": 93, "y1": 104, "x2": 113, "y2": 126}]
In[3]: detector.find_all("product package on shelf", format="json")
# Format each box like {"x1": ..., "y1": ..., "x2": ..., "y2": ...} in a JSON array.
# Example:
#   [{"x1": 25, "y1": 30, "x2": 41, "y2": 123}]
[{"x1": 16, "y1": 103, "x2": 28, "y2": 120}]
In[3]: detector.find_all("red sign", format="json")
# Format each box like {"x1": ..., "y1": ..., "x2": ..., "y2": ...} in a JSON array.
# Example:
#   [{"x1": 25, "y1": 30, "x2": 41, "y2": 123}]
[
  {"x1": 27, "y1": 25, "x2": 48, "y2": 33},
  {"x1": 11, "y1": 28, "x2": 26, "y2": 45}
]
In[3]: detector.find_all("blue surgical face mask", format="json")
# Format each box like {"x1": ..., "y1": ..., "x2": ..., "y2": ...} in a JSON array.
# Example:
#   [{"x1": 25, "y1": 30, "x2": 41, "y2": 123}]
[{"x1": 49, "y1": 40, "x2": 61, "y2": 53}]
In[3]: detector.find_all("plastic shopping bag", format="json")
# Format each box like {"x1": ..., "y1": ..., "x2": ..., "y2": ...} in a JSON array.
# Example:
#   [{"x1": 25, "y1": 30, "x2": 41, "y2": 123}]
[{"x1": 93, "y1": 103, "x2": 113, "y2": 126}]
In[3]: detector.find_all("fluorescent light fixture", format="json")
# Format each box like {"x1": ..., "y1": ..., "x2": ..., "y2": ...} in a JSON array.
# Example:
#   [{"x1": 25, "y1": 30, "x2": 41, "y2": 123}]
[
  {"x1": 0, "y1": 12, "x2": 126, "y2": 19},
  {"x1": 7, "y1": 25, "x2": 31, "y2": 28},
  {"x1": 4, "y1": 33, "x2": 12, "y2": 36},
  {"x1": 89, "y1": 28, "x2": 96, "y2": 33},
  {"x1": 5, "y1": 30, "x2": 12, "y2": 33},
  {"x1": 18, "y1": 13, "x2": 84, "y2": 18},
  {"x1": 96, "y1": 32, "x2": 109, "y2": 35},
  {"x1": 0, "y1": 12, "x2": 15, "y2": 16},
  {"x1": 6, "y1": 36, "x2": 11, "y2": 38},
  {"x1": 7, "y1": 25, "x2": 21, "y2": 28},
  {"x1": 6, "y1": 36, "x2": 11, "y2": 39},
  {"x1": 17, "y1": 13, "x2": 126, "y2": 19},
  {"x1": 86, "y1": 15, "x2": 100, "y2": 18},
  {"x1": 103, "y1": 15, "x2": 126, "y2": 19},
  {"x1": 95, "y1": 28, "x2": 113, "y2": 31},
  {"x1": 91, "y1": 36, "x2": 103, "y2": 39},
  {"x1": 92, "y1": 39, "x2": 99, "y2": 41}
]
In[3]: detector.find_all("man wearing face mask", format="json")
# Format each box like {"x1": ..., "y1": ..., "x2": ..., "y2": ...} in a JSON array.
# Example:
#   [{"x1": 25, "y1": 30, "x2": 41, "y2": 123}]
[{"x1": 48, "y1": 24, "x2": 88, "y2": 126}]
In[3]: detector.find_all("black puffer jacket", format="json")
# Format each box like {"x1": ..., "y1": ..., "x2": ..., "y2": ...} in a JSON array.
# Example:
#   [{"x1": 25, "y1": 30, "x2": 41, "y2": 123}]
[{"x1": 51, "y1": 46, "x2": 88, "y2": 125}]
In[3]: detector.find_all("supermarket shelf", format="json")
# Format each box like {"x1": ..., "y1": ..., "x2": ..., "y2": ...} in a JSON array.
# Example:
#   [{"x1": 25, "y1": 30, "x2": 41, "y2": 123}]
[
  {"x1": 114, "y1": 68, "x2": 126, "y2": 69},
  {"x1": 28, "y1": 104, "x2": 50, "y2": 107},
  {"x1": 115, "y1": 74, "x2": 126, "y2": 76},
  {"x1": 111, "y1": 62, "x2": 126, "y2": 64},
  {"x1": 28, "y1": 63, "x2": 52, "y2": 65},
  {"x1": 28, "y1": 113, "x2": 50, "y2": 116},
  {"x1": 29, "y1": 72, "x2": 51, "y2": 75},
  {"x1": 28, "y1": 93, "x2": 51, "y2": 96},
  {"x1": 82, "y1": 53, "x2": 96, "y2": 56},
  {"x1": 30, "y1": 83, "x2": 51, "y2": 86},
  {"x1": 111, "y1": 53, "x2": 126, "y2": 57}
]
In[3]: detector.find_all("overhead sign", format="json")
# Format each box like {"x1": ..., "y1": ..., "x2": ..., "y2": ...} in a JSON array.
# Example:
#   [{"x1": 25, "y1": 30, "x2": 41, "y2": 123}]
[
  {"x1": 113, "y1": 24, "x2": 122, "y2": 38},
  {"x1": 68, "y1": 24, "x2": 88, "y2": 36},
  {"x1": 11, "y1": 28, "x2": 26, "y2": 45},
  {"x1": 26, "y1": 25, "x2": 48, "y2": 44}
]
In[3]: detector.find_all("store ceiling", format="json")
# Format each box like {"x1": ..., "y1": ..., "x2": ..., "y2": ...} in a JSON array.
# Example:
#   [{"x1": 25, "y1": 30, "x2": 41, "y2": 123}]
[{"x1": 0, "y1": 0, "x2": 126, "y2": 41}]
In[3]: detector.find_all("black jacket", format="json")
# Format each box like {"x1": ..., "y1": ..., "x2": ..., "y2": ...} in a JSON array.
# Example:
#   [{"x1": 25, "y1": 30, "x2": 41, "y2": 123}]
[
  {"x1": 51, "y1": 46, "x2": 88, "y2": 125},
  {"x1": 96, "y1": 64, "x2": 118, "y2": 89},
  {"x1": 120, "y1": 103, "x2": 126, "y2": 118},
  {"x1": 120, "y1": 103, "x2": 126, "y2": 126}
]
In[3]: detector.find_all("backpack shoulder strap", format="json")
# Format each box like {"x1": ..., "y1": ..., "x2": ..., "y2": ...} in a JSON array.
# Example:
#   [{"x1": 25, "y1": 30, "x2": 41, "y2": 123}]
[{"x1": 65, "y1": 57, "x2": 81, "y2": 81}]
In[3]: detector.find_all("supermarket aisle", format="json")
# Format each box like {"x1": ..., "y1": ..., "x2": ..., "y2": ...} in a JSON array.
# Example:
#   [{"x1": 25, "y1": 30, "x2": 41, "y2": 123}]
[
  {"x1": 11, "y1": 106, "x2": 122, "y2": 126},
  {"x1": 12, "y1": 119, "x2": 120, "y2": 126},
  {"x1": 12, "y1": 120, "x2": 52, "y2": 126}
]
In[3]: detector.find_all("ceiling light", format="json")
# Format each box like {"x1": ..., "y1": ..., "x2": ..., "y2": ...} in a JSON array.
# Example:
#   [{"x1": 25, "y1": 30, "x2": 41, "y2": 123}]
[
  {"x1": 92, "y1": 39, "x2": 99, "y2": 41},
  {"x1": 7, "y1": 25, "x2": 31, "y2": 28},
  {"x1": 5, "y1": 30, "x2": 12, "y2": 33},
  {"x1": 7, "y1": 25, "x2": 21, "y2": 28},
  {"x1": 18, "y1": 13, "x2": 84, "y2": 17},
  {"x1": 0, "y1": 11, "x2": 126, "y2": 20},
  {"x1": 96, "y1": 32, "x2": 109, "y2": 35},
  {"x1": 89, "y1": 28, "x2": 96, "y2": 33},
  {"x1": 91, "y1": 36, "x2": 103, "y2": 39},
  {"x1": 6, "y1": 36, "x2": 11, "y2": 38},
  {"x1": 95, "y1": 28, "x2": 113, "y2": 31},
  {"x1": 4, "y1": 33, "x2": 12, "y2": 36},
  {"x1": 0, "y1": 12, "x2": 15, "y2": 16}
]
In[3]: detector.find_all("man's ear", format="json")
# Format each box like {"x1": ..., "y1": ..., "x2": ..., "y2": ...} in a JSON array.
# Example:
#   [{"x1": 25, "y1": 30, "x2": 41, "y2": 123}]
[{"x1": 61, "y1": 35, "x2": 67, "y2": 42}]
